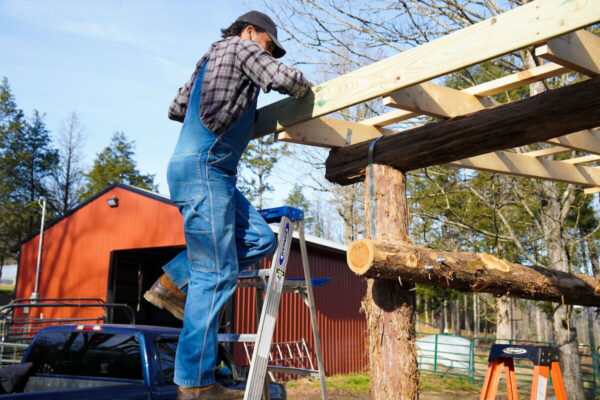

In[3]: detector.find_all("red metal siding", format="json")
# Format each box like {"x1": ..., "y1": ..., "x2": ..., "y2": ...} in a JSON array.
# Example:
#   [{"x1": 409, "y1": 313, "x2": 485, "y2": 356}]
[
  {"x1": 233, "y1": 242, "x2": 368, "y2": 376},
  {"x1": 17, "y1": 187, "x2": 185, "y2": 320},
  {"x1": 17, "y1": 186, "x2": 368, "y2": 376}
]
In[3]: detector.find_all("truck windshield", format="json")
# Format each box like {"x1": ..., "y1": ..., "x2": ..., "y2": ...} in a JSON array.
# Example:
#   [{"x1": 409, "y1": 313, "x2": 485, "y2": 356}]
[{"x1": 25, "y1": 330, "x2": 142, "y2": 380}]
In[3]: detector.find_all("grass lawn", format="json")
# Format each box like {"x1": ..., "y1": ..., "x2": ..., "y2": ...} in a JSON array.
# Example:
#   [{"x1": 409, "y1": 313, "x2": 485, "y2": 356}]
[{"x1": 285, "y1": 372, "x2": 482, "y2": 399}]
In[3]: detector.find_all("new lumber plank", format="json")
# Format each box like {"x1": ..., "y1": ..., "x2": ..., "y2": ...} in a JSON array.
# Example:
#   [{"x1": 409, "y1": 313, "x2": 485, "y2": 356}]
[
  {"x1": 360, "y1": 109, "x2": 418, "y2": 127},
  {"x1": 382, "y1": 82, "x2": 494, "y2": 118},
  {"x1": 461, "y1": 62, "x2": 570, "y2": 96},
  {"x1": 562, "y1": 155, "x2": 600, "y2": 165},
  {"x1": 325, "y1": 76, "x2": 600, "y2": 185},
  {"x1": 278, "y1": 117, "x2": 395, "y2": 148},
  {"x1": 361, "y1": 63, "x2": 568, "y2": 128},
  {"x1": 347, "y1": 239, "x2": 600, "y2": 307},
  {"x1": 545, "y1": 129, "x2": 600, "y2": 154},
  {"x1": 445, "y1": 151, "x2": 600, "y2": 186},
  {"x1": 536, "y1": 29, "x2": 600, "y2": 76},
  {"x1": 253, "y1": 0, "x2": 600, "y2": 137},
  {"x1": 523, "y1": 146, "x2": 571, "y2": 157},
  {"x1": 280, "y1": 63, "x2": 568, "y2": 148}
]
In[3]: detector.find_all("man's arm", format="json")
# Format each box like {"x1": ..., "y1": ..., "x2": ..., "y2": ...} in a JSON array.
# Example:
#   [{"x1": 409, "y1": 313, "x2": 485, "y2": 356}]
[{"x1": 238, "y1": 40, "x2": 311, "y2": 98}]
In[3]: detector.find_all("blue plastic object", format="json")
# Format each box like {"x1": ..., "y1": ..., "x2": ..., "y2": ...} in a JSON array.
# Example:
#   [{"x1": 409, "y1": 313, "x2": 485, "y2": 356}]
[
  {"x1": 258, "y1": 206, "x2": 304, "y2": 223},
  {"x1": 285, "y1": 277, "x2": 332, "y2": 287}
]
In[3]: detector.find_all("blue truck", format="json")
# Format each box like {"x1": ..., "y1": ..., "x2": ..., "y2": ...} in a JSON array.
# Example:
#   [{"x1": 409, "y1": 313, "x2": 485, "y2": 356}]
[{"x1": 0, "y1": 323, "x2": 286, "y2": 399}]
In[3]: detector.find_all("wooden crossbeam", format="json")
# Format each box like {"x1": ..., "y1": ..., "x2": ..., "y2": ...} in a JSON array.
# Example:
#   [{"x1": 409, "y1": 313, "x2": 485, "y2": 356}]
[
  {"x1": 523, "y1": 146, "x2": 571, "y2": 157},
  {"x1": 325, "y1": 76, "x2": 600, "y2": 185},
  {"x1": 536, "y1": 30, "x2": 600, "y2": 76},
  {"x1": 382, "y1": 82, "x2": 493, "y2": 118},
  {"x1": 562, "y1": 155, "x2": 600, "y2": 165},
  {"x1": 545, "y1": 129, "x2": 600, "y2": 154},
  {"x1": 278, "y1": 117, "x2": 395, "y2": 148},
  {"x1": 279, "y1": 63, "x2": 566, "y2": 148},
  {"x1": 446, "y1": 151, "x2": 600, "y2": 187},
  {"x1": 461, "y1": 62, "x2": 569, "y2": 96},
  {"x1": 360, "y1": 109, "x2": 418, "y2": 127},
  {"x1": 359, "y1": 63, "x2": 568, "y2": 128},
  {"x1": 253, "y1": 0, "x2": 600, "y2": 137}
]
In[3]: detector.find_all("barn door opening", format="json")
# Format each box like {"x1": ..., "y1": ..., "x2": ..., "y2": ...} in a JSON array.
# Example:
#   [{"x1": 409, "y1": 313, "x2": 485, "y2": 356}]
[{"x1": 107, "y1": 246, "x2": 185, "y2": 327}]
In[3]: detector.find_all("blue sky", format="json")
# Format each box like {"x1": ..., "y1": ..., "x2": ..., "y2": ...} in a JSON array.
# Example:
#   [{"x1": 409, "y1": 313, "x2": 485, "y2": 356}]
[{"x1": 0, "y1": 0, "x2": 298, "y2": 197}]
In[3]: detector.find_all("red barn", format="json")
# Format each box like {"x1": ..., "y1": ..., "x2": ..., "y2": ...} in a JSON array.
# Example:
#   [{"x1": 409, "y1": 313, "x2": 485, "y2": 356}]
[{"x1": 15, "y1": 183, "x2": 367, "y2": 376}]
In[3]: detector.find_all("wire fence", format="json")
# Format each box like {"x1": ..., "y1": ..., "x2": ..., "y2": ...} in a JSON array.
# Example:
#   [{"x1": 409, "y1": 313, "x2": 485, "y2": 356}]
[{"x1": 416, "y1": 332, "x2": 599, "y2": 398}]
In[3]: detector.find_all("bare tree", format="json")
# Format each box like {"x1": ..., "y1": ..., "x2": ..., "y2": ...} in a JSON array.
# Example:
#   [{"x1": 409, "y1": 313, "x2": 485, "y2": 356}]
[{"x1": 49, "y1": 111, "x2": 85, "y2": 215}]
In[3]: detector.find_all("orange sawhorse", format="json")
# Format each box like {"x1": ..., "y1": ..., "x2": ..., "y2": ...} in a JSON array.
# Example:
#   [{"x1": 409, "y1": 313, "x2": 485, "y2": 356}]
[{"x1": 479, "y1": 344, "x2": 568, "y2": 400}]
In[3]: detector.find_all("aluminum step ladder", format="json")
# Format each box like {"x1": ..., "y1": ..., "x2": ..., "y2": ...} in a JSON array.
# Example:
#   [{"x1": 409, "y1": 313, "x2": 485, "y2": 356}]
[
  {"x1": 479, "y1": 344, "x2": 568, "y2": 400},
  {"x1": 218, "y1": 206, "x2": 329, "y2": 400}
]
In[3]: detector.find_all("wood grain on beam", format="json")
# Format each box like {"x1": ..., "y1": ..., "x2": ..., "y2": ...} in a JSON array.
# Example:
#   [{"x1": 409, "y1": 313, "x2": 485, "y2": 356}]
[
  {"x1": 536, "y1": 30, "x2": 600, "y2": 76},
  {"x1": 360, "y1": 109, "x2": 418, "y2": 127},
  {"x1": 462, "y1": 62, "x2": 570, "y2": 96},
  {"x1": 584, "y1": 187, "x2": 600, "y2": 194},
  {"x1": 363, "y1": 63, "x2": 568, "y2": 128},
  {"x1": 523, "y1": 146, "x2": 571, "y2": 157},
  {"x1": 446, "y1": 151, "x2": 600, "y2": 187},
  {"x1": 253, "y1": 0, "x2": 600, "y2": 137},
  {"x1": 545, "y1": 129, "x2": 600, "y2": 154},
  {"x1": 325, "y1": 77, "x2": 600, "y2": 185},
  {"x1": 562, "y1": 155, "x2": 600, "y2": 165},
  {"x1": 382, "y1": 82, "x2": 493, "y2": 118},
  {"x1": 278, "y1": 117, "x2": 395, "y2": 148}
]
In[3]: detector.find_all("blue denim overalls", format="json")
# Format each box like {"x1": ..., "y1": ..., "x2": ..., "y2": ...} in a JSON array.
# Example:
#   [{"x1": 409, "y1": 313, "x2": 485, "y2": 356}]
[{"x1": 163, "y1": 60, "x2": 277, "y2": 387}]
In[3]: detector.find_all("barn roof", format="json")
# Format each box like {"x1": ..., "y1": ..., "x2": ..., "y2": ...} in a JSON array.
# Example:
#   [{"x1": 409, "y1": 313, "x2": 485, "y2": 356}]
[{"x1": 17, "y1": 183, "x2": 347, "y2": 254}]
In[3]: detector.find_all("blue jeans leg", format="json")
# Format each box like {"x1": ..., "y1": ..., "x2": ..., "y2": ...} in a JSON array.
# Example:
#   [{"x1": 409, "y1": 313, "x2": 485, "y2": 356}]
[{"x1": 162, "y1": 189, "x2": 277, "y2": 293}]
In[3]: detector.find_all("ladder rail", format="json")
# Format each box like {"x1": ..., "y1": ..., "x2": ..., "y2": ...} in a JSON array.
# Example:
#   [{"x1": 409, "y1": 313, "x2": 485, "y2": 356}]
[
  {"x1": 298, "y1": 222, "x2": 329, "y2": 400},
  {"x1": 244, "y1": 216, "x2": 294, "y2": 400}
]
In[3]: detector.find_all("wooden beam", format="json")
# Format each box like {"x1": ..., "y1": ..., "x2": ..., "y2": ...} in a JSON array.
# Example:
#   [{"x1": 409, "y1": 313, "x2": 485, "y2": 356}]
[
  {"x1": 523, "y1": 146, "x2": 571, "y2": 157},
  {"x1": 562, "y1": 155, "x2": 600, "y2": 165},
  {"x1": 360, "y1": 109, "x2": 418, "y2": 127},
  {"x1": 545, "y1": 129, "x2": 600, "y2": 154},
  {"x1": 325, "y1": 76, "x2": 600, "y2": 185},
  {"x1": 382, "y1": 82, "x2": 493, "y2": 118},
  {"x1": 461, "y1": 62, "x2": 569, "y2": 96},
  {"x1": 446, "y1": 151, "x2": 600, "y2": 187},
  {"x1": 536, "y1": 30, "x2": 600, "y2": 76},
  {"x1": 346, "y1": 239, "x2": 600, "y2": 307},
  {"x1": 253, "y1": 0, "x2": 600, "y2": 137},
  {"x1": 362, "y1": 63, "x2": 568, "y2": 128},
  {"x1": 277, "y1": 117, "x2": 395, "y2": 148},
  {"x1": 584, "y1": 187, "x2": 600, "y2": 194}
]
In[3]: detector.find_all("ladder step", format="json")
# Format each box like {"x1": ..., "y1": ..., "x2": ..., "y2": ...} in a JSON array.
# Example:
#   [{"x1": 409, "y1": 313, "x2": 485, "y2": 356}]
[
  {"x1": 267, "y1": 365, "x2": 320, "y2": 379},
  {"x1": 218, "y1": 333, "x2": 257, "y2": 343}
]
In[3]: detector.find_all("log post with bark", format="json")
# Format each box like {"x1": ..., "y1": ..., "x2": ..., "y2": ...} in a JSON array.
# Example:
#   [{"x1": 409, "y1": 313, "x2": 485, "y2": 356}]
[
  {"x1": 347, "y1": 239, "x2": 600, "y2": 307},
  {"x1": 363, "y1": 164, "x2": 418, "y2": 399}
]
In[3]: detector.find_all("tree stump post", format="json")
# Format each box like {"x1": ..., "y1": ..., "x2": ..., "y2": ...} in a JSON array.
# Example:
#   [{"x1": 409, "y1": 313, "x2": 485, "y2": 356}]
[{"x1": 363, "y1": 164, "x2": 418, "y2": 399}]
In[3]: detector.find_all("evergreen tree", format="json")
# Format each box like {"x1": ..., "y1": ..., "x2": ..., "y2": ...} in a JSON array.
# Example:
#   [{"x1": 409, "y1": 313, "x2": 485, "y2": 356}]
[
  {"x1": 0, "y1": 80, "x2": 58, "y2": 263},
  {"x1": 83, "y1": 132, "x2": 156, "y2": 199},
  {"x1": 239, "y1": 135, "x2": 290, "y2": 209},
  {"x1": 285, "y1": 183, "x2": 313, "y2": 231}
]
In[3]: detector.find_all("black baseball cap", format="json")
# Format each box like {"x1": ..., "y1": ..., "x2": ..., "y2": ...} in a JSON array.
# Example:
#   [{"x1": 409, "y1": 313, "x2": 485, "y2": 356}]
[{"x1": 236, "y1": 11, "x2": 286, "y2": 58}]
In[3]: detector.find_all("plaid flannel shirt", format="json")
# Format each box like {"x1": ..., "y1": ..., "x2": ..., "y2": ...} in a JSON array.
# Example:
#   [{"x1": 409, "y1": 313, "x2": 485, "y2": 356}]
[{"x1": 168, "y1": 36, "x2": 310, "y2": 134}]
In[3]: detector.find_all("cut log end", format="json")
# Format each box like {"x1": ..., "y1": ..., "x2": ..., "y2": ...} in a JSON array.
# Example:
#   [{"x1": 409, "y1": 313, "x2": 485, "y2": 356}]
[{"x1": 347, "y1": 239, "x2": 374, "y2": 275}]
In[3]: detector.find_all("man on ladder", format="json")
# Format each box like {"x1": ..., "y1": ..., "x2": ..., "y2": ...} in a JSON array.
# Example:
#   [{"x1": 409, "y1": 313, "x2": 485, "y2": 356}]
[{"x1": 143, "y1": 11, "x2": 311, "y2": 400}]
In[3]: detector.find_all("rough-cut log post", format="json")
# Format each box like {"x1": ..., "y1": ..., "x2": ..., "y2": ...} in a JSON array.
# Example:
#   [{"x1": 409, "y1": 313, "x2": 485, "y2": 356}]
[
  {"x1": 363, "y1": 165, "x2": 418, "y2": 399},
  {"x1": 325, "y1": 76, "x2": 600, "y2": 185},
  {"x1": 348, "y1": 239, "x2": 600, "y2": 307}
]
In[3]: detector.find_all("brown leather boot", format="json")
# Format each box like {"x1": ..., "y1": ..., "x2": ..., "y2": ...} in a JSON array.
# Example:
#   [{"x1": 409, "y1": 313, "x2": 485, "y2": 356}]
[
  {"x1": 177, "y1": 384, "x2": 244, "y2": 399},
  {"x1": 143, "y1": 273, "x2": 186, "y2": 320}
]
